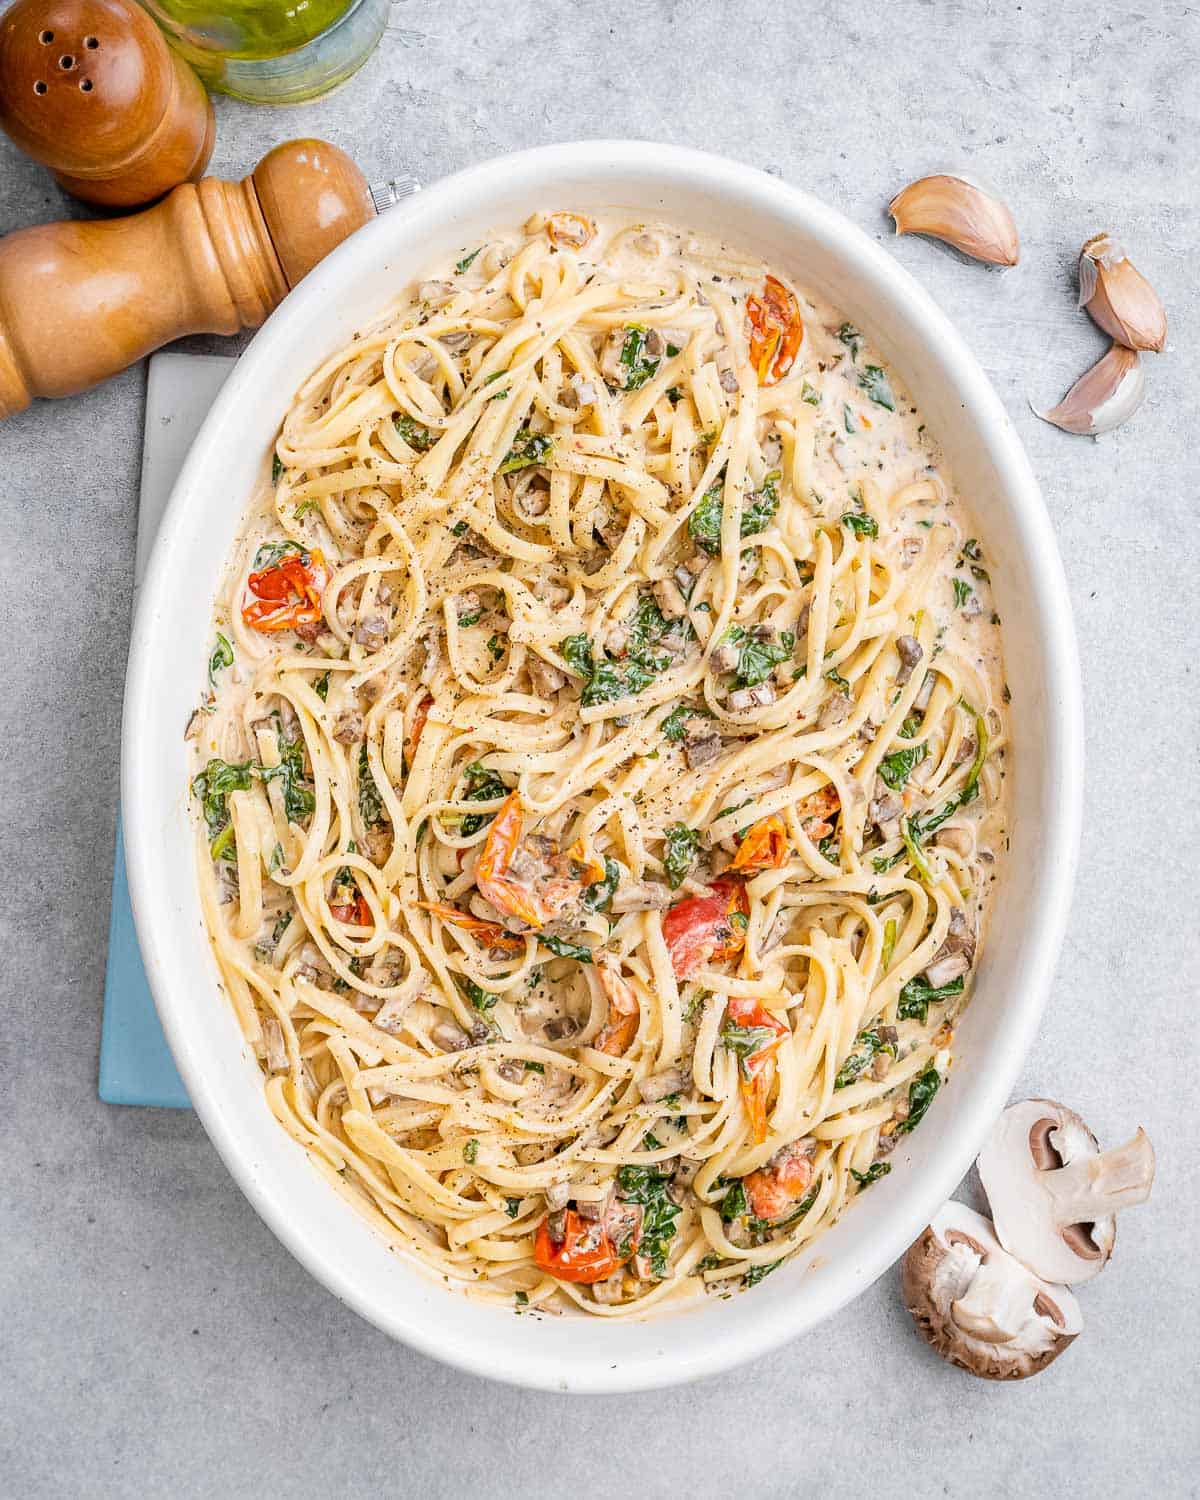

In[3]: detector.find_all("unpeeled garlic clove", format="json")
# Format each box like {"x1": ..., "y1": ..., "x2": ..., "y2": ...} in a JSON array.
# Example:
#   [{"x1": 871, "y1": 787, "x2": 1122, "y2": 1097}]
[
  {"x1": 889, "y1": 174, "x2": 1020, "y2": 266},
  {"x1": 1078, "y1": 233, "x2": 1167, "y2": 352},
  {"x1": 1033, "y1": 343, "x2": 1145, "y2": 436}
]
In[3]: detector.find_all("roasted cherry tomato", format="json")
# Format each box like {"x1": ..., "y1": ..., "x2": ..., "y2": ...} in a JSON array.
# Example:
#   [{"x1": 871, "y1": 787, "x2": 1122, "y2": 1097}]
[
  {"x1": 725, "y1": 996, "x2": 790, "y2": 1143},
  {"x1": 243, "y1": 545, "x2": 330, "y2": 634},
  {"x1": 798, "y1": 783, "x2": 840, "y2": 842},
  {"x1": 405, "y1": 692, "x2": 433, "y2": 770},
  {"x1": 746, "y1": 274, "x2": 804, "y2": 385},
  {"x1": 330, "y1": 887, "x2": 372, "y2": 929},
  {"x1": 731, "y1": 814, "x2": 789, "y2": 873},
  {"x1": 745, "y1": 1139, "x2": 815, "y2": 1220},
  {"x1": 475, "y1": 793, "x2": 547, "y2": 927},
  {"x1": 546, "y1": 212, "x2": 597, "y2": 251},
  {"x1": 662, "y1": 878, "x2": 750, "y2": 981},
  {"x1": 533, "y1": 1206, "x2": 638, "y2": 1284},
  {"x1": 414, "y1": 901, "x2": 524, "y2": 955},
  {"x1": 595, "y1": 965, "x2": 640, "y2": 1055}
]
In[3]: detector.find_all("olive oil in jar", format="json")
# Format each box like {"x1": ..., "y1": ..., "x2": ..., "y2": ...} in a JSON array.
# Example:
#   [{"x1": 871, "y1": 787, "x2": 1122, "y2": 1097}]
[{"x1": 139, "y1": 0, "x2": 388, "y2": 102}]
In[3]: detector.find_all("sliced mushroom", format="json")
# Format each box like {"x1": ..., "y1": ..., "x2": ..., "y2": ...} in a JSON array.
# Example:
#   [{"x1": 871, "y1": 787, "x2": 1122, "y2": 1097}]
[
  {"x1": 976, "y1": 1099, "x2": 1155, "y2": 1285},
  {"x1": 902, "y1": 1202, "x2": 1082, "y2": 1379}
]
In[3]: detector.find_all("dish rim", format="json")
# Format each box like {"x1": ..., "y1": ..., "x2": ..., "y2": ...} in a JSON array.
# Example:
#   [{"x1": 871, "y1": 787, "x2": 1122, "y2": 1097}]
[{"x1": 122, "y1": 139, "x2": 1084, "y2": 1392}]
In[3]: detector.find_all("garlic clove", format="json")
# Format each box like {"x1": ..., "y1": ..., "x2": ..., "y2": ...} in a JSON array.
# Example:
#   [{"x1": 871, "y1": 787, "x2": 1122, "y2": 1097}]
[
  {"x1": 1033, "y1": 343, "x2": 1145, "y2": 436},
  {"x1": 1078, "y1": 233, "x2": 1167, "y2": 353},
  {"x1": 888, "y1": 174, "x2": 1020, "y2": 266}
]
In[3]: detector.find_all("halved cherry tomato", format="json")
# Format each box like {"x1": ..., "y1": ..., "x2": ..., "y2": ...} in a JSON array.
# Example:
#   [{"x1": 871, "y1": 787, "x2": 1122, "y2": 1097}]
[
  {"x1": 475, "y1": 793, "x2": 547, "y2": 927},
  {"x1": 746, "y1": 274, "x2": 804, "y2": 386},
  {"x1": 662, "y1": 878, "x2": 750, "y2": 981},
  {"x1": 595, "y1": 965, "x2": 639, "y2": 1055},
  {"x1": 731, "y1": 814, "x2": 789, "y2": 873},
  {"x1": 533, "y1": 1206, "x2": 638, "y2": 1284},
  {"x1": 539, "y1": 838, "x2": 607, "y2": 922},
  {"x1": 546, "y1": 212, "x2": 597, "y2": 251},
  {"x1": 243, "y1": 545, "x2": 330, "y2": 634},
  {"x1": 414, "y1": 901, "x2": 524, "y2": 955},
  {"x1": 405, "y1": 693, "x2": 433, "y2": 770},
  {"x1": 726, "y1": 996, "x2": 789, "y2": 1144},
  {"x1": 745, "y1": 1139, "x2": 815, "y2": 1220},
  {"x1": 798, "y1": 784, "x2": 840, "y2": 843},
  {"x1": 331, "y1": 888, "x2": 372, "y2": 929}
]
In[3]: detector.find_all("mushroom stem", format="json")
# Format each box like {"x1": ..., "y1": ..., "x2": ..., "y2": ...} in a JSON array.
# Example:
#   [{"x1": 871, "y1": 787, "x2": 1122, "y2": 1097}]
[
  {"x1": 951, "y1": 1256, "x2": 1031, "y2": 1346},
  {"x1": 1042, "y1": 1127, "x2": 1156, "y2": 1227}
]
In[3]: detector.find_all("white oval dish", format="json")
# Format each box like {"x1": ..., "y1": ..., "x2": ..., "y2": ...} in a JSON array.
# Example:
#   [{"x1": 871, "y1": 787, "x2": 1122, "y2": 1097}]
[{"x1": 123, "y1": 140, "x2": 1083, "y2": 1393}]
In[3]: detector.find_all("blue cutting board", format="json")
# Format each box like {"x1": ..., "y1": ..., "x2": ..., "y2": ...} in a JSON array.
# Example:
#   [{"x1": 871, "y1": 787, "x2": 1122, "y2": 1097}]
[{"x1": 99, "y1": 352, "x2": 237, "y2": 1108}]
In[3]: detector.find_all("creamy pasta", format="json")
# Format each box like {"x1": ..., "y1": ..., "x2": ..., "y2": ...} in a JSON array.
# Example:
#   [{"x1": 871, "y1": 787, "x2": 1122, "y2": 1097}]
[{"x1": 189, "y1": 211, "x2": 1008, "y2": 1315}]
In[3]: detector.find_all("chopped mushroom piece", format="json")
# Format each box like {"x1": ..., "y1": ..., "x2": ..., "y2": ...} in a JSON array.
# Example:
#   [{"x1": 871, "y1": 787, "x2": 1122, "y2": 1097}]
[
  {"x1": 976, "y1": 1099, "x2": 1156, "y2": 1285},
  {"x1": 263, "y1": 1020, "x2": 287, "y2": 1073},
  {"x1": 653, "y1": 577, "x2": 688, "y2": 618},
  {"x1": 903, "y1": 1202, "x2": 1082, "y2": 1380},
  {"x1": 431, "y1": 1020, "x2": 471, "y2": 1053},
  {"x1": 682, "y1": 723, "x2": 723, "y2": 769},
  {"x1": 895, "y1": 634, "x2": 923, "y2": 685},
  {"x1": 528, "y1": 655, "x2": 568, "y2": 696},
  {"x1": 355, "y1": 615, "x2": 389, "y2": 650},
  {"x1": 868, "y1": 777, "x2": 903, "y2": 828},
  {"x1": 924, "y1": 907, "x2": 976, "y2": 987},
  {"x1": 638, "y1": 1066, "x2": 692, "y2": 1103},
  {"x1": 818, "y1": 692, "x2": 852, "y2": 730},
  {"x1": 729, "y1": 681, "x2": 776, "y2": 711},
  {"x1": 332, "y1": 709, "x2": 363, "y2": 744},
  {"x1": 610, "y1": 880, "x2": 673, "y2": 914},
  {"x1": 710, "y1": 641, "x2": 741, "y2": 673}
]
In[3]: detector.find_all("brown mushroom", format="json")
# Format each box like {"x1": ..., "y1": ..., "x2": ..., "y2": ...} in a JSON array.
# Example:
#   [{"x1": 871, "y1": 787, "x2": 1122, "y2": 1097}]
[{"x1": 902, "y1": 1202, "x2": 1082, "y2": 1379}]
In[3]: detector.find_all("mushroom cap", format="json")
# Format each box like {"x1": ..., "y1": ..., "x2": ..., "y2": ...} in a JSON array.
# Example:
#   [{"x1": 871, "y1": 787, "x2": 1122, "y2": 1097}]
[
  {"x1": 977, "y1": 1098, "x2": 1155, "y2": 1285},
  {"x1": 902, "y1": 1202, "x2": 1082, "y2": 1380}
]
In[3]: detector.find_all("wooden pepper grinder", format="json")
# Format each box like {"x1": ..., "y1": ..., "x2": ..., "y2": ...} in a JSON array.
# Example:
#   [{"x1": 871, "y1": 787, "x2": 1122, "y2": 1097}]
[
  {"x1": 0, "y1": 139, "x2": 418, "y2": 421},
  {"x1": 0, "y1": 0, "x2": 215, "y2": 207}
]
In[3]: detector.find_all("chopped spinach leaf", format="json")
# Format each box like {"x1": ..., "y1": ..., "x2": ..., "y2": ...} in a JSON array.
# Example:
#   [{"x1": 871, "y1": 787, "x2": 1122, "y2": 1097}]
[
  {"x1": 840, "y1": 509, "x2": 879, "y2": 538},
  {"x1": 505, "y1": 1196, "x2": 521, "y2": 1218},
  {"x1": 460, "y1": 761, "x2": 507, "y2": 837},
  {"x1": 539, "y1": 934, "x2": 594, "y2": 964},
  {"x1": 314, "y1": 671, "x2": 330, "y2": 702},
  {"x1": 455, "y1": 246, "x2": 482, "y2": 273},
  {"x1": 271, "y1": 453, "x2": 283, "y2": 484},
  {"x1": 663, "y1": 824, "x2": 701, "y2": 890},
  {"x1": 834, "y1": 1028, "x2": 896, "y2": 1090},
  {"x1": 859, "y1": 364, "x2": 895, "y2": 410},
  {"x1": 896, "y1": 1065, "x2": 940, "y2": 1133},
  {"x1": 897, "y1": 973, "x2": 964, "y2": 1025},
  {"x1": 208, "y1": 632, "x2": 233, "y2": 689},
  {"x1": 850, "y1": 1162, "x2": 891, "y2": 1190},
  {"x1": 251, "y1": 539, "x2": 303, "y2": 572},
  {"x1": 744, "y1": 1259, "x2": 783, "y2": 1288},
  {"x1": 878, "y1": 738, "x2": 927, "y2": 791},
  {"x1": 616, "y1": 1163, "x2": 680, "y2": 1278},
  {"x1": 581, "y1": 856, "x2": 620, "y2": 913},
  {"x1": 498, "y1": 427, "x2": 553, "y2": 475},
  {"x1": 837, "y1": 322, "x2": 862, "y2": 359},
  {"x1": 355, "y1": 742, "x2": 385, "y2": 827},
  {"x1": 463, "y1": 1139, "x2": 479, "y2": 1164},
  {"x1": 394, "y1": 412, "x2": 435, "y2": 451},
  {"x1": 952, "y1": 577, "x2": 974, "y2": 609},
  {"x1": 617, "y1": 324, "x2": 661, "y2": 390},
  {"x1": 721, "y1": 625, "x2": 794, "y2": 688},
  {"x1": 460, "y1": 978, "x2": 499, "y2": 1014}
]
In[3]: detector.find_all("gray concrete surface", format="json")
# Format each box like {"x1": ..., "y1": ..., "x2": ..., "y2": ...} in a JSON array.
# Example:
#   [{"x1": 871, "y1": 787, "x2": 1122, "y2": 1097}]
[{"x1": 1, "y1": 1, "x2": 1197, "y2": 1495}]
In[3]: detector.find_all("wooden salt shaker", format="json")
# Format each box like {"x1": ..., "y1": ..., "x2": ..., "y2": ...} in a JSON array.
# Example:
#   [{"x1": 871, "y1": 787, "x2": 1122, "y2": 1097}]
[
  {"x1": 0, "y1": 138, "x2": 406, "y2": 420},
  {"x1": 0, "y1": 0, "x2": 214, "y2": 207}
]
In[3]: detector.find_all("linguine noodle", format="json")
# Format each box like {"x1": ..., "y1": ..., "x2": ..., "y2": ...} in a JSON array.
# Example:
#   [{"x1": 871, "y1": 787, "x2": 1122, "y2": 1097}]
[{"x1": 190, "y1": 213, "x2": 1008, "y2": 1315}]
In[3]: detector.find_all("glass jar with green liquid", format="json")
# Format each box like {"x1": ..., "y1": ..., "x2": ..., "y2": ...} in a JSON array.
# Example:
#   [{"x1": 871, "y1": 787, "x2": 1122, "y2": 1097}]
[{"x1": 138, "y1": 0, "x2": 389, "y2": 103}]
